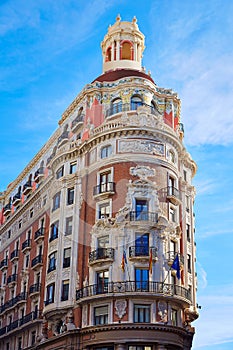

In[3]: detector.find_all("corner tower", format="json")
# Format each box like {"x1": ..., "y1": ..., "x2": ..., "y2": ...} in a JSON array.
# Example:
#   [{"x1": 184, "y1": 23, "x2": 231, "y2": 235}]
[{"x1": 101, "y1": 15, "x2": 145, "y2": 73}]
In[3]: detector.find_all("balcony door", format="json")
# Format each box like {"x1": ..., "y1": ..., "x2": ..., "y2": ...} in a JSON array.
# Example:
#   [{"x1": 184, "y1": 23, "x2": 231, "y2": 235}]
[
  {"x1": 96, "y1": 270, "x2": 109, "y2": 294},
  {"x1": 135, "y1": 199, "x2": 148, "y2": 220},
  {"x1": 135, "y1": 268, "x2": 149, "y2": 291},
  {"x1": 135, "y1": 233, "x2": 149, "y2": 256}
]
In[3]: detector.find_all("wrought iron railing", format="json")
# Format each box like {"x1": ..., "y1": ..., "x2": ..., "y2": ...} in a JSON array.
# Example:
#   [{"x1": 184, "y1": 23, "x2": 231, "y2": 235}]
[
  {"x1": 29, "y1": 283, "x2": 41, "y2": 295},
  {"x1": 34, "y1": 227, "x2": 45, "y2": 240},
  {"x1": 0, "y1": 292, "x2": 27, "y2": 314},
  {"x1": 93, "y1": 182, "x2": 115, "y2": 196},
  {"x1": 76, "y1": 281, "x2": 191, "y2": 302},
  {"x1": 128, "y1": 211, "x2": 158, "y2": 223},
  {"x1": 22, "y1": 239, "x2": 31, "y2": 250},
  {"x1": 10, "y1": 249, "x2": 19, "y2": 260},
  {"x1": 167, "y1": 186, "x2": 181, "y2": 200},
  {"x1": 31, "y1": 254, "x2": 43, "y2": 267},
  {"x1": 129, "y1": 246, "x2": 157, "y2": 258},
  {"x1": 7, "y1": 274, "x2": 17, "y2": 284},
  {"x1": 89, "y1": 248, "x2": 115, "y2": 263},
  {"x1": 0, "y1": 259, "x2": 8, "y2": 269},
  {"x1": 71, "y1": 114, "x2": 84, "y2": 129},
  {"x1": 106, "y1": 102, "x2": 157, "y2": 118}
]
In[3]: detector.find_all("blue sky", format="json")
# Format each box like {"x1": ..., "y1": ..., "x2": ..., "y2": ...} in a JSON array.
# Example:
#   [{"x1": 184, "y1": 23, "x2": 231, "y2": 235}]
[{"x1": 0, "y1": 1, "x2": 233, "y2": 348}]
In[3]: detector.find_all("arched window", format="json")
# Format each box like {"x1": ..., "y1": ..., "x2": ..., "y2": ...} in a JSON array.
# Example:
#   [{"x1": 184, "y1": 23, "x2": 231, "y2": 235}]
[
  {"x1": 111, "y1": 98, "x2": 122, "y2": 115},
  {"x1": 121, "y1": 41, "x2": 132, "y2": 60},
  {"x1": 101, "y1": 145, "x2": 112, "y2": 159},
  {"x1": 106, "y1": 47, "x2": 112, "y2": 62},
  {"x1": 131, "y1": 95, "x2": 143, "y2": 110}
]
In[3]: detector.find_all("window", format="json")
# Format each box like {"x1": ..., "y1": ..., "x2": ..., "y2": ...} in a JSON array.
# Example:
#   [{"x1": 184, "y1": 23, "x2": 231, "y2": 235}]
[
  {"x1": 8, "y1": 230, "x2": 11, "y2": 239},
  {"x1": 25, "y1": 254, "x2": 30, "y2": 268},
  {"x1": 135, "y1": 233, "x2": 149, "y2": 256},
  {"x1": 46, "y1": 283, "x2": 55, "y2": 304},
  {"x1": 168, "y1": 176, "x2": 176, "y2": 195},
  {"x1": 30, "y1": 208, "x2": 34, "y2": 218},
  {"x1": 50, "y1": 221, "x2": 59, "y2": 241},
  {"x1": 70, "y1": 162, "x2": 77, "y2": 174},
  {"x1": 97, "y1": 270, "x2": 109, "y2": 293},
  {"x1": 98, "y1": 202, "x2": 110, "y2": 219},
  {"x1": 131, "y1": 95, "x2": 143, "y2": 110},
  {"x1": 135, "y1": 199, "x2": 148, "y2": 220},
  {"x1": 19, "y1": 220, "x2": 22, "y2": 229},
  {"x1": 187, "y1": 254, "x2": 191, "y2": 273},
  {"x1": 61, "y1": 280, "x2": 69, "y2": 301},
  {"x1": 101, "y1": 145, "x2": 112, "y2": 159},
  {"x1": 134, "y1": 304, "x2": 150, "y2": 323},
  {"x1": 186, "y1": 195, "x2": 190, "y2": 212},
  {"x1": 17, "y1": 337, "x2": 22, "y2": 350},
  {"x1": 52, "y1": 192, "x2": 61, "y2": 211},
  {"x1": 121, "y1": 41, "x2": 132, "y2": 60},
  {"x1": 48, "y1": 251, "x2": 57, "y2": 273},
  {"x1": 171, "y1": 308, "x2": 178, "y2": 326},
  {"x1": 111, "y1": 98, "x2": 122, "y2": 114},
  {"x1": 31, "y1": 331, "x2": 36, "y2": 346},
  {"x1": 43, "y1": 195, "x2": 47, "y2": 206},
  {"x1": 183, "y1": 170, "x2": 187, "y2": 181},
  {"x1": 65, "y1": 217, "x2": 72, "y2": 235},
  {"x1": 169, "y1": 206, "x2": 176, "y2": 222},
  {"x1": 63, "y1": 248, "x2": 71, "y2": 268},
  {"x1": 135, "y1": 268, "x2": 149, "y2": 291},
  {"x1": 186, "y1": 224, "x2": 191, "y2": 242},
  {"x1": 67, "y1": 187, "x2": 74, "y2": 205},
  {"x1": 94, "y1": 305, "x2": 108, "y2": 325},
  {"x1": 98, "y1": 170, "x2": 113, "y2": 194},
  {"x1": 56, "y1": 166, "x2": 64, "y2": 179}
]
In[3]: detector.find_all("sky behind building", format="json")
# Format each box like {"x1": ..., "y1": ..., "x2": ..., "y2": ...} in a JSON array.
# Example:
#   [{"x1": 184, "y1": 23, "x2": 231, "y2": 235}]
[{"x1": 0, "y1": 1, "x2": 233, "y2": 348}]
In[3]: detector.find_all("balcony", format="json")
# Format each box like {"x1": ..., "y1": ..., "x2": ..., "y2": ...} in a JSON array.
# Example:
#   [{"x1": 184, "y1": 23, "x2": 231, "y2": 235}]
[
  {"x1": 129, "y1": 246, "x2": 158, "y2": 260},
  {"x1": 34, "y1": 227, "x2": 45, "y2": 242},
  {"x1": 7, "y1": 319, "x2": 19, "y2": 332},
  {"x1": 0, "y1": 326, "x2": 6, "y2": 336},
  {"x1": 0, "y1": 258, "x2": 8, "y2": 271},
  {"x1": 29, "y1": 283, "x2": 41, "y2": 297},
  {"x1": 34, "y1": 166, "x2": 44, "y2": 183},
  {"x1": 0, "y1": 292, "x2": 27, "y2": 314},
  {"x1": 49, "y1": 232, "x2": 58, "y2": 243},
  {"x1": 128, "y1": 211, "x2": 158, "y2": 223},
  {"x1": 71, "y1": 114, "x2": 84, "y2": 132},
  {"x1": 167, "y1": 186, "x2": 181, "y2": 205},
  {"x1": 167, "y1": 251, "x2": 184, "y2": 267},
  {"x1": 23, "y1": 181, "x2": 32, "y2": 195},
  {"x1": 10, "y1": 249, "x2": 19, "y2": 262},
  {"x1": 22, "y1": 239, "x2": 31, "y2": 253},
  {"x1": 7, "y1": 274, "x2": 17, "y2": 286},
  {"x1": 31, "y1": 255, "x2": 43, "y2": 270},
  {"x1": 89, "y1": 248, "x2": 114, "y2": 265},
  {"x1": 93, "y1": 182, "x2": 116, "y2": 198},
  {"x1": 57, "y1": 130, "x2": 69, "y2": 147},
  {"x1": 106, "y1": 102, "x2": 157, "y2": 118},
  {"x1": 3, "y1": 203, "x2": 11, "y2": 216},
  {"x1": 12, "y1": 193, "x2": 21, "y2": 206},
  {"x1": 0, "y1": 311, "x2": 40, "y2": 335},
  {"x1": 76, "y1": 281, "x2": 191, "y2": 302}
]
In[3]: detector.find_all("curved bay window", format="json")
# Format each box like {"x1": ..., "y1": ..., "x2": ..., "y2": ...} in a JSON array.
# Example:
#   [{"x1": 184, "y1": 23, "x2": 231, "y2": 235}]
[{"x1": 131, "y1": 95, "x2": 143, "y2": 110}]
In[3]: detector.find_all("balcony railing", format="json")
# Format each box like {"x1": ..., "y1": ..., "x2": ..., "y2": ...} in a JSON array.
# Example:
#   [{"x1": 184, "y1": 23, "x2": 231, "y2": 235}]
[
  {"x1": 29, "y1": 283, "x2": 41, "y2": 295},
  {"x1": 106, "y1": 102, "x2": 157, "y2": 118},
  {"x1": 58, "y1": 130, "x2": 69, "y2": 146},
  {"x1": 129, "y1": 246, "x2": 157, "y2": 259},
  {"x1": 49, "y1": 232, "x2": 58, "y2": 242},
  {"x1": 93, "y1": 182, "x2": 115, "y2": 196},
  {"x1": 47, "y1": 264, "x2": 56, "y2": 273},
  {"x1": 34, "y1": 227, "x2": 45, "y2": 241},
  {"x1": 0, "y1": 310, "x2": 40, "y2": 335},
  {"x1": 34, "y1": 166, "x2": 44, "y2": 183},
  {"x1": 3, "y1": 203, "x2": 11, "y2": 216},
  {"x1": 71, "y1": 114, "x2": 84, "y2": 131},
  {"x1": 0, "y1": 292, "x2": 27, "y2": 314},
  {"x1": 167, "y1": 186, "x2": 181, "y2": 205},
  {"x1": 23, "y1": 181, "x2": 32, "y2": 195},
  {"x1": 7, "y1": 274, "x2": 17, "y2": 285},
  {"x1": 89, "y1": 248, "x2": 115, "y2": 264},
  {"x1": 10, "y1": 249, "x2": 19, "y2": 261},
  {"x1": 12, "y1": 193, "x2": 21, "y2": 206},
  {"x1": 0, "y1": 259, "x2": 8, "y2": 270},
  {"x1": 22, "y1": 239, "x2": 31, "y2": 252},
  {"x1": 31, "y1": 254, "x2": 43, "y2": 268},
  {"x1": 76, "y1": 281, "x2": 191, "y2": 302},
  {"x1": 128, "y1": 211, "x2": 158, "y2": 223},
  {"x1": 7, "y1": 319, "x2": 19, "y2": 332},
  {"x1": 167, "y1": 251, "x2": 184, "y2": 265}
]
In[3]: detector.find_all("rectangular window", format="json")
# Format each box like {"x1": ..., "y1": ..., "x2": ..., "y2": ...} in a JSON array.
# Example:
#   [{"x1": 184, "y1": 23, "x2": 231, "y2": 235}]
[
  {"x1": 65, "y1": 217, "x2": 73, "y2": 235},
  {"x1": 94, "y1": 305, "x2": 108, "y2": 325},
  {"x1": 63, "y1": 248, "x2": 71, "y2": 268},
  {"x1": 135, "y1": 200, "x2": 148, "y2": 220},
  {"x1": 50, "y1": 221, "x2": 59, "y2": 241},
  {"x1": 183, "y1": 170, "x2": 187, "y2": 181},
  {"x1": 70, "y1": 162, "x2": 77, "y2": 174},
  {"x1": 186, "y1": 224, "x2": 191, "y2": 242},
  {"x1": 30, "y1": 208, "x2": 34, "y2": 218},
  {"x1": 98, "y1": 202, "x2": 110, "y2": 219},
  {"x1": 56, "y1": 166, "x2": 64, "y2": 179},
  {"x1": 46, "y1": 283, "x2": 55, "y2": 304},
  {"x1": 61, "y1": 280, "x2": 69, "y2": 301},
  {"x1": 186, "y1": 195, "x2": 190, "y2": 212},
  {"x1": 96, "y1": 270, "x2": 109, "y2": 293},
  {"x1": 101, "y1": 145, "x2": 112, "y2": 159},
  {"x1": 67, "y1": 188, "x2": 74, "y2": 205},
  {"x1": 31, "y1": 331, "x2": 36, "y2": 346},
  {"x1": 135, "y1": 268, "x2": 149, "y2": 291},
  {"x1": 135, "y1": 233, "x2": 149, "y2": 256},
  {"x1": 25, "y1": 254, "x2": 30, "y2": 268},
  {"x1": 97, "y1": 236, "x2": 109, "y2": 248},
  {"x1": 187, "y1": 254, "x2": 191, "y2": 273},
  {"x1": 134, "y1": 304, "x2": 150, "y2": 323},
  {"x1": 99, "y1": 171, "x2": 112, "y2": 193},
  {"x1": 52, "y1": 192, "x2": 61, "y2": 211},
  {"x1": 48, "y1": 252, "x2": 57, "y2": 273},
  {"x1": 171, "y1": 308, "x2": 178, "y2": 326}
]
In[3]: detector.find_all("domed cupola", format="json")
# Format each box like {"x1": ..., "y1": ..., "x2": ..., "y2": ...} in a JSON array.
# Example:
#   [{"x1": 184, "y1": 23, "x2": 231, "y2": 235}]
[{"x1": 101, "y1": 15, "x2": 145, "y2": 73}]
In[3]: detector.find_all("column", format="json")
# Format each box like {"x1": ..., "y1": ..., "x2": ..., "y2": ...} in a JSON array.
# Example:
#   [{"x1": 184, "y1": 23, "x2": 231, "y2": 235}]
[{"x1": 116, "y1": 40, "x2": 120, "y2": 60}]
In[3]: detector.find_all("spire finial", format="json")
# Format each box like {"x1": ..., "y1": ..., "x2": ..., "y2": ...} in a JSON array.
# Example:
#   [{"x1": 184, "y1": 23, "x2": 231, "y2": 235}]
[
  {"x1": 132, "y1": 16, "x2": 137, "y2": 24},
  {"x1": 116, "y1": 14, "x2": 121, "y2": 22}
]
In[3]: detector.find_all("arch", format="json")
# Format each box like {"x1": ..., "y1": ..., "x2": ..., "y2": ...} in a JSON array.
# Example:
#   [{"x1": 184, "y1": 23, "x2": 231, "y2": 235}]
[
  {"x1": 131, "y1": 95, "x2": 143, "y2": 110},
  {"x1": 111, "y1": 98, "x2": 122, "y2": 115},
  {"x1": 121, "y1": 40, "x2": 133, "y2": 60},
  {"x1": 105, "y1": 47, "x2": 112, "y2": 62}
]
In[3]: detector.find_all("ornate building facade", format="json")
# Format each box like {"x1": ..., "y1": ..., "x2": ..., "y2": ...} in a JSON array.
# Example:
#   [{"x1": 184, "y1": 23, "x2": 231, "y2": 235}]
[{"x1": 0, "y1": 16, "x2": 198, "y2": 350}]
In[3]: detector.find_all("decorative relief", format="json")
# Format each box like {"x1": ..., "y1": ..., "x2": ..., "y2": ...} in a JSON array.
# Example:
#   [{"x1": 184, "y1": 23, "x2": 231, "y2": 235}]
[
  {"x1": 158, "y1": 301, "x2": 168, "y2": 323},
  {"x1": 119, "y1": 140, "x2": 164, "y2": 156},
  {"x1": 130, "y1": 165, "x2": 155, "y2": 181},
  {"x1": 82, "y1": 305, "x2": 88, "y2": 327},
  {"x1": 115, "y1": 299, "x2": 127, "y2": 319}
]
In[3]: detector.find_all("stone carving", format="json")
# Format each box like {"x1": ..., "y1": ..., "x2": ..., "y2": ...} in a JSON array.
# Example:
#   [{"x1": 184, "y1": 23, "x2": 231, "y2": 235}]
[
  {"x1": 119, "y1": 140, "x2": 164, "y2": 156},
  {"x1": 82, "y1": 305, "x2": 88, "y2": 327},
  {"x1": 115, "y1": 299, "x2": 127, "y2": 319},
  {"x1": 158, "y1": 301, "x2": 168, "y2": 323},
  {"x1": 130, "y1": 165, "x2": 155, "y2": 181}
]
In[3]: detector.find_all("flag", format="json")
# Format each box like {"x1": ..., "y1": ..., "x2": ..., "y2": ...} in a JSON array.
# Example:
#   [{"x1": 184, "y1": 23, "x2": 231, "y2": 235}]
[
  {"x1": 149, "y1": 248, "x2": 153, "y2": 274},
  {"x1": 121, "y1": 250, "x2": 127, "y2": 272},
  {"x1": 171, "y1": 254, "x2": 181, "y2": 279}
]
